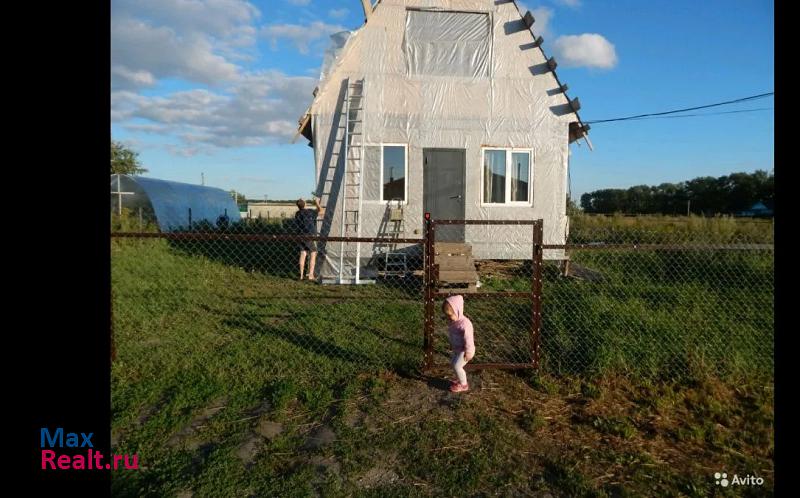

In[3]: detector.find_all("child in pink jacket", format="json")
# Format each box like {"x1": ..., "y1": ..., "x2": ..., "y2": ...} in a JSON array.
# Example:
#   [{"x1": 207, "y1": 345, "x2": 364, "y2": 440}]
[{"x1": 442, "y1": 295, "x2": 475, "y2": 393}]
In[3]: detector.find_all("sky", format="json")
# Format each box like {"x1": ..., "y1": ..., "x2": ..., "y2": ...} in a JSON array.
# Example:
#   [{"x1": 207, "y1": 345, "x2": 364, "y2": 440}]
[{"x1": 110, "y1": 0, "x2": 774, "y2": 201}]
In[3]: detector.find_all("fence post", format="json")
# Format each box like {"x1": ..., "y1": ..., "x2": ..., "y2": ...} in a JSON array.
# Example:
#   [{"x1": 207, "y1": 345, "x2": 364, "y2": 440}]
[
  {"x1": 531, "y1": 219, "x2": 544, "y2": 368},
  {"x1": 423, "y1": 213, "x2": 435, "y2": 372}
]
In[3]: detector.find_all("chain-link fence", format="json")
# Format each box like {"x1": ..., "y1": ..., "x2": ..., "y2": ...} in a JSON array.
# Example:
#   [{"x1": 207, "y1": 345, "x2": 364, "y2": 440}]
[
  {"x1": 542, "y1": 221, "x2": 774, "y2": 381},
  {"x1": 112, "y1": 211, "x2": 774, "y2": 381},
  {"x1": 423, "y1": 219, "x2": 543, "y2": 372},
  {"x1": 111, "y1": 213, "x2": 426, "y2": 381},
  {"x1": 110, "y1": 211, "x2": 773, "y2": 494}
]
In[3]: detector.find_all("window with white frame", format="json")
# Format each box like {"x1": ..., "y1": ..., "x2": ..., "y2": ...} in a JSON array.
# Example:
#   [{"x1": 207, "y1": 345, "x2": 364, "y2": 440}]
[
  {"x1": 482, "y1": 148, "x2": 532, "y2": 205},
  {"x1": 363, "y1": 144, "x2": 408, "y2": 203},
  {"x1": 382, "y1": 145, "x2": 407, "y2": 202}
]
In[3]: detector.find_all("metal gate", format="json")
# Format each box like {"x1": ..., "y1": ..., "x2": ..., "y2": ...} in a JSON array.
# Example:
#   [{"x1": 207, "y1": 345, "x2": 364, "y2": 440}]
[{"x1": 422, "y1": 214, "x2": 544, "y2": 372}]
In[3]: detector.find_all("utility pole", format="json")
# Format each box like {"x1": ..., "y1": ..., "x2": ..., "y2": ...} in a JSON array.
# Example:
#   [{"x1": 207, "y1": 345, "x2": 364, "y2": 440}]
[
  {"x1": 687, "y1": 199, "x2": 691, "y2": 216},
  {"x1": 201, "y1": 172, "x2": 205, "y2": 186}
]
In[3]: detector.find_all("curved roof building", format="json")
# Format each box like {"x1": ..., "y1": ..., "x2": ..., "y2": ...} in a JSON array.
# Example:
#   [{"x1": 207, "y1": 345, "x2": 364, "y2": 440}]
[{"x1": 111, "y1": 174, "x2": 239, "y2": 231}]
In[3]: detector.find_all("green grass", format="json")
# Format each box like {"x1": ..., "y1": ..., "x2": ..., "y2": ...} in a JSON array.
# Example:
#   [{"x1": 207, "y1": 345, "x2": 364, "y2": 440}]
[
  {"x1": 569, "y1": 213, "x2": 773, "y2": 243},
  {"x1": 111, "y1": 237, "x2": 774, "y2": 496},
  {"x1": 472, "y1": 247, "x2": 773, "y2": 380},
  {"x1": 591, "y1": 415, "x2": 638, "y2": 439},
  {"x1": 542, "y1": 247, "x2": 773, "y2": 380}
]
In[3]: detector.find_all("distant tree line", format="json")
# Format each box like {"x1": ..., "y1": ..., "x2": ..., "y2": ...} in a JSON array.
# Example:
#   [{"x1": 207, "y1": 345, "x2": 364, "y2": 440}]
[{"x1": 579, "y1": 170, "x2": 774, "y2": 215}]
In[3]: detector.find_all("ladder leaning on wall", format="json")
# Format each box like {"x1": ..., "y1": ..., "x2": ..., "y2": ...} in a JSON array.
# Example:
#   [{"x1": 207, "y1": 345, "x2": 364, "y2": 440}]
[
  {"x1": 339, "y1": 78, "x2": 366, "y2": 283},
  {"x1": 383, "y1": 198, "x2": 408, "y2": 277}
]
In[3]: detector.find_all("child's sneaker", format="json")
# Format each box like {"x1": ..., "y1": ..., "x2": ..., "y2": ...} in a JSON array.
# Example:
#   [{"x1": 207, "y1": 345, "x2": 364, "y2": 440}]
[{"x1": 449, "y1": 382, "x2": 469, "y2": 393}]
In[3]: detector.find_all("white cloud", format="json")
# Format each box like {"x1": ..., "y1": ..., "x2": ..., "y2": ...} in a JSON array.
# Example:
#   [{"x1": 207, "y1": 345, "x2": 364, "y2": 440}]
[
  {"x1": 262, "y1": 21, "x2": 346, "y2": 54},
  {"x1": 111, "y1": 0, "x2": 260, "y2": 90},
  {"x1": 111, "y1": 65, "x2": 157, "y2": 90},
  {"x1": 111, "y1": 90, "x2": 147, "y2": 122},
  {"x1": 112, "y1": 18, "x2": 241, "y2": 87},
  {"x1": 514, "y1": 4, "x2": 616, "y2": 69},
  {"x1": 111, "y1": 2, "x2": 333, "y2": 154},
  {"x1": 516, "y1": 4, "x2": 554, "y2": 40},
  {"x1": 530, "y1": 7, "x2": 554, "y2": 39},
  {"x1": 287, "y1": 0, "x2": 311, "y2": 5},
  {"x1": 329, "y1": 8, "x2": 349, "y2": 19},
  {"x1": 113, "y1": 71, "x2": 317, "y2": 150},
  {"x1": 122, "y1": 123, "x2": 171, "y2": 134},
  {"x1": 552, "y1": 33, "x2": 618, "y2": 68},
  {"x1": 112, "y1": 0, "x2": 260, "y2": 40}
]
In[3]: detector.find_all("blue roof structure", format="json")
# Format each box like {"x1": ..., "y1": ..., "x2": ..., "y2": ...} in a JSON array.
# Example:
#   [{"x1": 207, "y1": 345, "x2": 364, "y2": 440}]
[
  {"x1": 111, "y1": 174, "x2": 239, "y2": 231},
  {"x1": 736, "y1": 201, "x2": 774, "y2": 217}
]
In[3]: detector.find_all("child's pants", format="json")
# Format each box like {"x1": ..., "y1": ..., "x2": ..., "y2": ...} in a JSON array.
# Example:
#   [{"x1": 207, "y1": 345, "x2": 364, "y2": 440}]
[{"x1": 450, "y1": 351, "x2": 468, "y2": 385}]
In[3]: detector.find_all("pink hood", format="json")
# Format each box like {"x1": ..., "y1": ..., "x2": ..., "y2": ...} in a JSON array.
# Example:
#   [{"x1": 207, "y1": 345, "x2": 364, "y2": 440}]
[
  {"x1": 445, "y1": 295, "x2": 465, "y2": 321},
  {"x1": 445, "y1": 295, "x2": 475, "y2": 356}
]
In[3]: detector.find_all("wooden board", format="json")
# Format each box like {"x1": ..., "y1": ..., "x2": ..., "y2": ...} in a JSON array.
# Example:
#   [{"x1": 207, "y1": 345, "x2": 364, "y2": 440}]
[
  {"x1": 438, "y1": 270, "x2": 479, "y2": 283},
  {"x1": 436, "y1": 255, "x2": 474, "y2": 270},
  {"x1": 434, "y1": 242, "x2": 472, "y2": 257},
  {"x1": 439, "y1": 282, "x2": 478, "y2": 293}
]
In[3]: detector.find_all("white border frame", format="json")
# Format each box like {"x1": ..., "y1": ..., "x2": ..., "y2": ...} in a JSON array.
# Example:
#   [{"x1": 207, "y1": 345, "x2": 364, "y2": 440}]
[
  {"x1": 480, "y1": 147, "x2": 533, "y2": 207},
  {"x1": 363, "y1": 143, "x2": 409, "y2": 205}
]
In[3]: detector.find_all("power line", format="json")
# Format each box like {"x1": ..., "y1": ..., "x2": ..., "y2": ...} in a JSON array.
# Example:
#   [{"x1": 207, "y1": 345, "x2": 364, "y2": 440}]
[
  {"x1": 623, "y1": 106, "x2": 773, "y2": 121},
  {"x1": 585, "y1": 92, "x2": 774, "y2": 124}
]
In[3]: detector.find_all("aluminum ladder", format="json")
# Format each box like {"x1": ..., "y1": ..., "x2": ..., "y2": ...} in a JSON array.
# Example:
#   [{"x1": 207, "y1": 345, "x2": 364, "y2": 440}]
[{"x1": 338, "y1": 78, "x2": 366, "y2": 283}]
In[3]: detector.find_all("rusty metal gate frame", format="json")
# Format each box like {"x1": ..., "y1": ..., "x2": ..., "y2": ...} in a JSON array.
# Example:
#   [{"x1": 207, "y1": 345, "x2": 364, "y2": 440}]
[{"x1": 422, "y1": 214, "x2": 544, "y2": 372}]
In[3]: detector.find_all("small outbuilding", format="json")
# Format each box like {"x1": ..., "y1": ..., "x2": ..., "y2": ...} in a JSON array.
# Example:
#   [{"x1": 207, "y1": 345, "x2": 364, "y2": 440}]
[
  {"x1": 110, "y1": 174, "x2": 240, "y2": 231},
  {"x1": 295, "y1": 0, "x2": 591, "y2": 283}
]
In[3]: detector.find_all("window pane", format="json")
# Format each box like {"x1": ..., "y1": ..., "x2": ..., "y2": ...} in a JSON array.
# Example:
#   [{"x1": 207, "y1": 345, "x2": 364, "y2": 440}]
[
  {"x1": 383, "y1": 146, "x2": 405, "y2": 201},
  {"x1": 511, "y1": 152, "x2": 530, "y2": 202},
  {"x1": 484, "y1": 150, "x2": 506, "y2": 203}
]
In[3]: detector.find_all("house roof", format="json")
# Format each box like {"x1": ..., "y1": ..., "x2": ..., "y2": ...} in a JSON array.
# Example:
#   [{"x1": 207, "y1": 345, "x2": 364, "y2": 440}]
[{"x1": 294, "y1": 0, "x2": 591, "y2": 146}]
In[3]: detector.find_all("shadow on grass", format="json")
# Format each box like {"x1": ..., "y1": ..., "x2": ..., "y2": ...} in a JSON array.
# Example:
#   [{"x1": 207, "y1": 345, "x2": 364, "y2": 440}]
[
  {"x1": 166, "y1": 220, "x2": 428, "y2": 292},
  {"x1": 422, "y1": 375, "x2": 452, "y2": 392},
  {"x1": 166, "y1": 219, "x2": 302, "y2": 279},
  {"x1": 221, "y1": 312, "x2": 380, "y2": 368},
  {"x1": 343, "y1": 318, "x2": 421, "y2": 350}
]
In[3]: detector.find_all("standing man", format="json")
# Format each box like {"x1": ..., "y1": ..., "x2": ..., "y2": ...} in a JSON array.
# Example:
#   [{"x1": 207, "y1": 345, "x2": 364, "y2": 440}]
[{"x1": 295, "y1": 197, "x2": 325, "y2": 280}]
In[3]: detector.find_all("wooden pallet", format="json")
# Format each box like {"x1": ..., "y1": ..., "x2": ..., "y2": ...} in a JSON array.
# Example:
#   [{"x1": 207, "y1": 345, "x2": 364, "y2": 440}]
[
  {"x1": 438, "y1": 281, "x2": 478, "y2": 293},
  {"x1": 434, "y1": 242, "x2": 478, "y2": 292},
  {"x1": 434, "y1": 242, "x2": 471, "y2": 257}
]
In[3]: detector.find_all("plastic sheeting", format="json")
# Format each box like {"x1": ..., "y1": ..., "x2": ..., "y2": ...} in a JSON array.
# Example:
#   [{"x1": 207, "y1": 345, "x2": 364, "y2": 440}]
[
  {"x1": 320, "y1": 31, "x2": 353, "y2": 83},
  {"x1": 404, "y1": 10, "x2": 492, "y2": 78},
  {"x1": 363, "y1": 145, "x2": 382, "y2": 201},
  {"x1": 110, "y1": 174, "x2": 240, "y2": 232},
  {"x1": 307, "y1": 0, "x2": 578, "y2": 281}
]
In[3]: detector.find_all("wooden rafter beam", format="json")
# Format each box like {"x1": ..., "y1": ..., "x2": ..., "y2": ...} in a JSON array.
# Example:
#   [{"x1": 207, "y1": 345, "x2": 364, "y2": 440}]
[
  {"x1": 361, "y1": 0, "x2": 373, "y2": 19},
  {"x1": 292, "y1": 113, "x2": 312, "y2": 144}
]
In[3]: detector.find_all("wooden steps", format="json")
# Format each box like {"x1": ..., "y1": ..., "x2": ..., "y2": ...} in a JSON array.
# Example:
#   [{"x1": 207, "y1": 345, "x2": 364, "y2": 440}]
[
  {"x1": 434, "y1": 242, "x2": 478, "y2": 292},
  {"x1": 434, "y1": 242, "x2": 471, "y2": 257}
]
